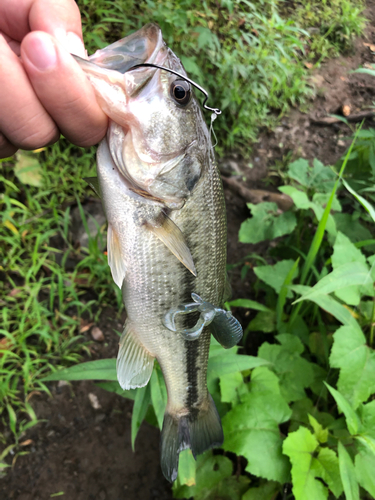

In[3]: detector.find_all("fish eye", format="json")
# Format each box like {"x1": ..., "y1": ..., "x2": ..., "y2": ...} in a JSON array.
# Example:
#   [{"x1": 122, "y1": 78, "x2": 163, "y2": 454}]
[{"x1": 170, "y1": 80, "x2": 191, "y2": 106}]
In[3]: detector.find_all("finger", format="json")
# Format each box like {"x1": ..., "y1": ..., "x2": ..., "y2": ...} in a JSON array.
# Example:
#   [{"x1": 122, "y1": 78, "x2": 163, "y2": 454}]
[
  {"x1": 0, "y1": 34, "x2": 59, "y2": 150},
  {"x1": 0, "y1": 0, "x2": 82, "y2": 42},
  {"x1": 21, "y1": 32, "x2": 108, "y2": 147},
  {"x1": 0, "y1": 31, "x2": 21, "y2": 56},
  {"x1": 0, "y1": 132, "x2": 18, "y2": 159}
]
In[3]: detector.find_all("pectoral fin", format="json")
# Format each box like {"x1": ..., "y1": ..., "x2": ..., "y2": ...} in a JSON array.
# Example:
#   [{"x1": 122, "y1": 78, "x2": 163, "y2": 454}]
[
  {"x1": 117, "y1": 321, "x2": 155, "y2": 390},
  {"x1": 146, "y1": 213, "x2": 197, "y2": 277},
  {"x1": 107, "y1": 223, "x2": 126, "y2": 288}
]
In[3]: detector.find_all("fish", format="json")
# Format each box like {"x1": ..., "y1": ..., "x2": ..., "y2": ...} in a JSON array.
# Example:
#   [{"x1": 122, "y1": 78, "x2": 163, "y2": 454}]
[{"x1": 74, "y1": 23, "x2": 243, "y2": 482}]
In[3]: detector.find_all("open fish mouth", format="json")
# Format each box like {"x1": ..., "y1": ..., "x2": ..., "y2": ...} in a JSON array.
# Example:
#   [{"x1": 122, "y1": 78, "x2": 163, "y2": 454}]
[{"x1": 87, "y1": 24, "x2": 164, "y2": 73}]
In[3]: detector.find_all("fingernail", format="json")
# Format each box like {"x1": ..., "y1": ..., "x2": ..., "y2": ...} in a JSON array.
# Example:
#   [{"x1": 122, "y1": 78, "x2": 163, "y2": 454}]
[
  {"x1": 24, "y1": 33, "x2": 57, "y2": 71},
  {"x1": 54, "y1": 29, "x2": 87, "y2": 58}
]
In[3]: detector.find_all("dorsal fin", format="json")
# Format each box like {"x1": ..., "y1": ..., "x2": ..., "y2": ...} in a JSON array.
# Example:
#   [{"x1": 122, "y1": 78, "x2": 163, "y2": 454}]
[{"x1": 146, "y1": 212, "x2": 197, "y2": 277}]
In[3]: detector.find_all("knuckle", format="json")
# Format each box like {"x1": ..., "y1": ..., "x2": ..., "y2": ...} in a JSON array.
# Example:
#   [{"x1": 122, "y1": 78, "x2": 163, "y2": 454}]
[{"x1": 9, "y1": 112, "x2": 59, "y2": 150}]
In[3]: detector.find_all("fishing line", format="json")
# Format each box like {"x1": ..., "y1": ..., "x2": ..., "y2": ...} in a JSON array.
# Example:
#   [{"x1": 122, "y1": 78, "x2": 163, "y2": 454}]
[
  {"x1": 130, "y1": 63, "x2": 221, "y2": 116},
  {"x1": 130, "y1": 63, "x2": 221, "y2": 148}
]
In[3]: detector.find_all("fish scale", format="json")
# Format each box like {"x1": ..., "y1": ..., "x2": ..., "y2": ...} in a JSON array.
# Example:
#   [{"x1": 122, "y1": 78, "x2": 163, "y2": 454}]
[{"x1": 76, "y1": 23, "x2": 241, "y2": 482}]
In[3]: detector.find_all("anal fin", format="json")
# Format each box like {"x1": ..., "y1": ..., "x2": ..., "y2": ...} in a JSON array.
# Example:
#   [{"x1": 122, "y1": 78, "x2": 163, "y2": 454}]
[
  {"x1": 146, "y1": 212, "x2": 196, "y2": 277},
  {"x1": 117, "y1": 321, "x2": 155, "y2": 390}
]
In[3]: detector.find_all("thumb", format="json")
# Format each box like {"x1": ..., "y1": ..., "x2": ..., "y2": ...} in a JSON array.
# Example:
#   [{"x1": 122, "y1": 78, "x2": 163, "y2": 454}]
[{"x1": 21, "y1": 31, "x2": 107, "y2": 147}]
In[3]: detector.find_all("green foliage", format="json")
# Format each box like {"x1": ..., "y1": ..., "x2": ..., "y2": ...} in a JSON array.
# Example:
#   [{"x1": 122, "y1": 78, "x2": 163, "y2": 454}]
[{"x1": 76, "y1": 0, "x2": 365, "y2": 153}]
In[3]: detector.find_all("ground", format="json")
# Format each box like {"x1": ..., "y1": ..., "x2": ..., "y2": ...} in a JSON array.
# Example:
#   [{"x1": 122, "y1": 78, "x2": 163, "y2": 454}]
[{"x1": 2, "y1": 4, "x2": 375, "y2": 499}]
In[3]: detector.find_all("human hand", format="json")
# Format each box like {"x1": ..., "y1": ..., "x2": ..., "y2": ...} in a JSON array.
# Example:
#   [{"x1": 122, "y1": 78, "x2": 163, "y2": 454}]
[{"x1": 0, "y1": 0, "x2": 108, "y2": 159}]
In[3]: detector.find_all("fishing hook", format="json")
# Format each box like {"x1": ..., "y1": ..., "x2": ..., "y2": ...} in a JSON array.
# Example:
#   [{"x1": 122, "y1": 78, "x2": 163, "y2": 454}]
[{"x1": 130, "y1": 63, "x2": 222, "y2": 116}]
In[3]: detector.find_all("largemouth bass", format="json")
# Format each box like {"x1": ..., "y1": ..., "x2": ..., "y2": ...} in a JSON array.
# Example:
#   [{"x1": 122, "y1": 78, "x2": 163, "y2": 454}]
[{"x1": 75, "y1": 24, "x2": 242, "y2": 482}]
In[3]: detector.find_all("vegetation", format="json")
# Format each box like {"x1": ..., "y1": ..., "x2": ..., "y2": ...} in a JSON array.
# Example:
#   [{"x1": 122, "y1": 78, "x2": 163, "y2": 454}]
[
  {"x1": 0, "y1": 0, "x2": 371, "y2": 494},
  {"x1": 45, "y1": 125, "x2": 375, "y2": 499}
]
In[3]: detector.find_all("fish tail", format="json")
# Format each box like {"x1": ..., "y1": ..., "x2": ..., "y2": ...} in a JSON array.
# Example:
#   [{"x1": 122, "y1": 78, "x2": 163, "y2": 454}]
[{"x1": 160, "y1": 393, "x2": 223, "y2": 482}]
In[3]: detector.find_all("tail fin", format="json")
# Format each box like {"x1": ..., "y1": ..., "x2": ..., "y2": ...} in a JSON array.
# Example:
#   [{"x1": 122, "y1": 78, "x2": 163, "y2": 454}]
[{"x1": 160, "y1": 394, "x2": 223, "y2": 482}]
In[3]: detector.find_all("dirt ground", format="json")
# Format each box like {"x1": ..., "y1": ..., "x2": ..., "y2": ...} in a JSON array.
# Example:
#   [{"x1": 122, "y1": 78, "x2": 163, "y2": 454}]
[{"x1": 2, "y1": 3, "x2": 375, "y2": 499}]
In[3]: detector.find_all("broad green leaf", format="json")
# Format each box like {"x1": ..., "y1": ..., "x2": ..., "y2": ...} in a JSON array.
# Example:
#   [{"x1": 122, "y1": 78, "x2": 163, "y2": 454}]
[
  {"x1": 294, "y1": 261, "x2": 371, "y2": 304},
  {"x1": 227, "y1": 298, "x2": 272, "y2": 313},
  {"x1": 312, "y1": 448, "x2": 343, "y2": 498},
  {"x1": 355, "y1": 449, "x2": 375, "y2": 497},
  {"x1": 239, "y1": 202, "x2": 296, "y2": 244},
  {"x1": 308, "y1": 414, "x2": 328, "y2": 444},
  {"x1": 291, "y1": 286, "x2": 361, "y2": 331},
  {"x1": 250, "y1": 366, "x2": 281, "y2": 395},
  {"x1": 283, "y1": 427, "x2": 328, "y2": 500},
  {"x1": 332, "y1": 232, "x2": 372, "y2": 305},
  {"x1": 208, "y1": 348, "x2": 269, "y2": 382},
  {"x1": 338, "y1": 442, "x2": 359, "y2": 500},
  {"x1": 343, "y1": 178, "x2": 375, "y2": 223},
  {"x1": 258, "y1": 335, "x2": 314, "y2": 402},
  {"x1": 330, "y1": 326, "x2": 375, "y2": 408},
  {"x1": 242, "y1": 481, "x2": 280, "y2": 500},
  {"x1": 42, "y1": 359, "x2": 117, "y2": 381},
  {"x1": 254, "y1": 259, "x2": 298, "y2": 297},
  {"x1": 96, "y1": 381, "x2": 137, "y2": 400},
  {"x1": 324, "y1": 384, "x2": 361, "y2": 435},
  {"x1": 177, "y1": 450, "x2": 196, "y2": 487},
  {"x1": 247, "y1": 310, "x2": 276, "y2": 333},
  {"x1": 150, "y1": 368, "x2": 167, "y2": 430},
  {"x1": 14, "y1": 152, "x2": 43, "y2": 187},
  {"x1": 220, "y1": 372, "x2": 244, "y2": 404},
  {"x1": 222, "y1": 391, "x2": 291, "y2": 483},
  {"x1": 334, "y1": 213, "x2": 374, "y2": 245},
  {"x1": 173, "y1": 453, "x2": 250, "y2": 500},
  {"x1": 131, "y1": 384, "x2": 151, "y2": 450}
]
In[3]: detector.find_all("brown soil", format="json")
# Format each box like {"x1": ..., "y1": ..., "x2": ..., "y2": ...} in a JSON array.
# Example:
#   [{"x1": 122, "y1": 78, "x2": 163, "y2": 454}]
[{"x1": 2, "y1": 2, "x2": 375, "y2": 499}]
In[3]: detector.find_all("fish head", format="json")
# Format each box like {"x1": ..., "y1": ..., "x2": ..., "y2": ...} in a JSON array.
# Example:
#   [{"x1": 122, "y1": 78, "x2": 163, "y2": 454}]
[{"x1": 75, "y1": 24, "x2": 210, "y2": 208}]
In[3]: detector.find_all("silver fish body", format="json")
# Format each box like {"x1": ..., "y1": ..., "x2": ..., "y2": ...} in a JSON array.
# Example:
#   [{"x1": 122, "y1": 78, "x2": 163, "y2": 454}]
[{"x1": 76, "y1": 24, "x2": 242, "y2": 482}]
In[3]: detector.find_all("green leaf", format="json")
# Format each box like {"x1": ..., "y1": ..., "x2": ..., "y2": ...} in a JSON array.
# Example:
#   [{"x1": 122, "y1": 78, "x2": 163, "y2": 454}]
[
  {"x1": 330, "y1": 326, "x2": 375, "y2": 408},
  {"x1": 42, "y1": 359, "x2": 117, "y2": 381},
  {"x1": 150, "y1": 368, "x2": 167, "y2": 430},
  {"x1": 96, "y1": 381, "x2": 137, "y2": 400},
  {"x1": 308, "y1": 414, "x2": 328, "y2": 444},
  {"x1": 294, "y1": 261, "x2": 371, "y2": 304},
  {"x1": 313, "y1": 448, "x2": 343, "y2": 498},
  {"x1": 242, "y1": 481, "x2": 280, "y2": 500},
  {"x1": 250, "y1": 366, "x2": 281, "y2": 395},
  {"x1": 283, "y1": 427, "x2": 328, "y2": 500},
  {"x1": 14, "y1": 151, "x2": 43, "y2": 187},
  {"x1": 239, "y1": 202, "x2": 296, "y2": 244},
  {"x1": 299, "y1": 128, "x2": 361, "y2": 284},
  {"x1": 258, "y1": 335, "x2": 315, "y2": 402},
  {"x1": 355, "y1": 449, "x2": 375, "y2": 497},
  {"x1": 254, "y1": 259, "x2": 299, "y2": 297},
  {"x1": 343, "y1": 178, "x2": 375, "y2": 223},
  {"x1": 291, "y1": 286, "x2": 361, "y2": 331},
  {"x1": 324, "y1": 384, "x2": 361, "y2": 435},
  {"x1": 222, "y1": 390, "x2": 291, "y2": 483},
  {"x1": 286, "y1": 158, "x2": 336, "y2": 193},
  {"x1": 277, "y1": 258, "x2": 300, "y2": 330},
  {"x1": 176, "y1": 449, "x2": 196, "y2": 487},
  {"x1": 208, "y1": 347, "x2": 269, "y2": 382},
  {"x1": 131, "y1": 384, "x2": 151, "y2": 450},
  {"x1": 332, "y1": 232, "x2": 372, "y2": 305},
  {"x1": 338, "y1": 442, "x2": 359, "y2": 500},
  {"x1": 220, "y1": 372, "x2": 244, "y2": 404},
  {"x1": 173, "y1": 453, "x2": 250, "y2": 500},
  {"x1": 227, "y1": 298, "x2": 272, "y2": 313},
  {"x1": 247, "y1": 310, "x2": 276, "y2": 333}
]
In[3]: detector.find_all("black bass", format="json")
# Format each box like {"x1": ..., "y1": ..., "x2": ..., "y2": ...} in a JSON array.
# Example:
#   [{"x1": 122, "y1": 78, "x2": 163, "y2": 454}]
[{"x1": 75, "y1": 24, "x2": 242, "y2": 482}]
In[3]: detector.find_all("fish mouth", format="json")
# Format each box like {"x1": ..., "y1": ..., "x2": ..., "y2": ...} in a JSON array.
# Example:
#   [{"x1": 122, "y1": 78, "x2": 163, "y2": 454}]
[{"x1": 87, "y1": 23, "x2": 164, "y2": 73}]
